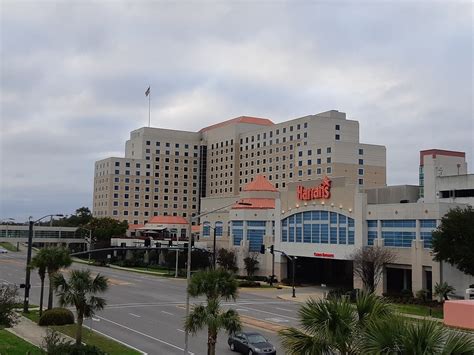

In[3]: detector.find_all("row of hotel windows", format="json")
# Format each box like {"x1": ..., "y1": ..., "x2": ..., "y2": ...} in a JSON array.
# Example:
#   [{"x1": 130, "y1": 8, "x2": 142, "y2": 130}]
[
  {"x1": 112, "y1": 207, "x2": 196, "y2": 217},
  {"x1": 145, "y1": 141, "x2": 199, "y2": 150},
  {"x1": 367, "y1": 219, "x2": 437, "y2": 248},
  {"x1": 144, "y1": 149, "x2": 199, "y2": 157},
  {"x1": 112, "y1": 192, "x2": 197, "y2": 200}
]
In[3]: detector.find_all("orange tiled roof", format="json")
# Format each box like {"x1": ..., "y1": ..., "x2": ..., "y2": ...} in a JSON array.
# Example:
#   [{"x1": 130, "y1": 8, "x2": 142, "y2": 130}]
[
  {"x1": 147, "y1": 216, "x2": 188, "y2": 225},
  {"x1": 200, "y1": 116, "x2": 274, "y2": 133},
  {"x1": 243, "y1": 175, "x2": 278, "y2": 192},
  {"x1": 128, "y1": 223, "x2": 145, "y2": 230},
  {"x1": 232, "y1": 198, "x2": 275, "y2": 209}
]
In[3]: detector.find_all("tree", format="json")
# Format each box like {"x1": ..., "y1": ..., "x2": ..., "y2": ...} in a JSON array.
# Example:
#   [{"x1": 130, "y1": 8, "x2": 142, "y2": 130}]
[
  {"x1": 216, "y1": 248, "x2": 238, "y2": 272},
  {"x1": 43, "y1": 247, "x2": 72, "y2": 310},
  {"x1": 432, "y1": 206, "x2": 474, "y2": 276},
  {"x1": 185, "y1": 269, "x2": 242, "y2": 355},
  {"x1": 85, "y1": 217, "x2": 128, "y2": 248},
  {"x1": 53, "y1": 269, "x2": 108, "y2": 346},
  {"x1": 53, "y1": 207, "x2": 93, "y2": 227},
  {"x1": 243, "y1": 253, "x2": 260, "y2": 278},
  {"x1": 434, "y1": 282, "x2": 455, "y2": 303},
  {"x1": 362, "y1": 316, "x2": 474, "y2": 354},
  {"x1": 279, "y1": 292, "x2": 392, "y2": 354},
  {"x1": 30, "y1": 249, "x2": 49, "y2": 316},
  {"x1": 351, "y1": 246, "x2": 395, "y2": 293},
  {"x1": 0, "y1": 284, "x2": 19, "y2": 327}
]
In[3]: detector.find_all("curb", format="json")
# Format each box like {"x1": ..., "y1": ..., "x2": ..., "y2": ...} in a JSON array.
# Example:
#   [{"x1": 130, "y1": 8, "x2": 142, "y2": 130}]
[{"x1": 108, "y1": 264, "x2": 172, "y2": 277}]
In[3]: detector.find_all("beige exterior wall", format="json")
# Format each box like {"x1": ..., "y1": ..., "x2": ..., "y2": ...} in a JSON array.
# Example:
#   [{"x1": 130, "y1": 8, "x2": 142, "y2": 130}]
[{"x1": 93, "y1": 110, "x2": 387, "y2": 224}]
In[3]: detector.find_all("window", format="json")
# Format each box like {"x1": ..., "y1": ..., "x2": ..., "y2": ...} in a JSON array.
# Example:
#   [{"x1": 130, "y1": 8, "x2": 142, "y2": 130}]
[
  {"x1": 327, "y1": 147, "x2": 331, "y2": 153},
  {"x1": 359, "y1": 159, "x2": 364, "y2": 165},
  {"x1": 359, "y1": 148, "x2": 364, "y2": 155},
  {"x1": 335, "y1": 134, "x2": 340, "y2": 140},
  {"x1": 358, "y1": 178, "x2": 363, "y2": 185},
  {"x1": 358, "y1": 168, "x2": 364, "y2": 175},
  {"x1": 327, "y1": 157, "x2": 331, "y2": 163},
  {"x1": 335, "y1": 124, "x2": 340, "y2": 130},
  {"x1": 327, "y1": 167, "x2": 332, "y2": 174}
]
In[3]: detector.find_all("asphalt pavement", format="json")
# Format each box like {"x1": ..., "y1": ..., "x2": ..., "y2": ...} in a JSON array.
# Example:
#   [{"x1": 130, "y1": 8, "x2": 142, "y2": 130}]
[{"x1": 0, "y1": 249, "x2": 307, "y2": 355}]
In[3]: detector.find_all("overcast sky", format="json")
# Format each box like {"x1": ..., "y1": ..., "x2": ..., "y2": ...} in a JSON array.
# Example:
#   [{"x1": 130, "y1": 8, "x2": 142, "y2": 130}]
[{"x1": 1, "y1": 1, "x2": 472, "y2": 222}]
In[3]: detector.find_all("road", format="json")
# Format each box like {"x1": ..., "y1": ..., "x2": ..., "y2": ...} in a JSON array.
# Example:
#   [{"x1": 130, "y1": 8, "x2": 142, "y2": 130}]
[{"x1": 0, "y1": 249, "x2": 304, "y2": 355}]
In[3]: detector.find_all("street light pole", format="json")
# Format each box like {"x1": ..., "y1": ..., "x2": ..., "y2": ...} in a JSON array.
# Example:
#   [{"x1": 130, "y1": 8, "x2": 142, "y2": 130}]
[
  {"x1": 23, "y1": 214, "x2": 63, "y2": 313},
  {"x1": 184, "y1": 200, "x2": 251, "y2": 355}
]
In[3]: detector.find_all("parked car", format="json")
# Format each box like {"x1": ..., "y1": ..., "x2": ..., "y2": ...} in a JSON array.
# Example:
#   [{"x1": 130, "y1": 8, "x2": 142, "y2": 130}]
[
  {"x1": 228, "y1": 331, "x2": 276, "y2": 354},
  {"x1": 0, "y1": 247, "x2": 8, "y2": 254}
]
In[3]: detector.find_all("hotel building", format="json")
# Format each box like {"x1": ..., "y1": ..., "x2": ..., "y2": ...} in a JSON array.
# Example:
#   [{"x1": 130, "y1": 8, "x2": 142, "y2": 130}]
[
  {"x1": 94, "y1": 111, "x2": 473, "y2": 297},
  {"x1": 93, "y1": 110, "x2": 386, "y2": 224}
]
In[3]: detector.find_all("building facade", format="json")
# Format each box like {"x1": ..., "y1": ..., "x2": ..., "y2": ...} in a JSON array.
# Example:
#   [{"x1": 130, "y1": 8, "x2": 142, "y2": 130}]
[
  {"x1": 93, "y1": 110, "x2": 386, "y2": 224},
  {"x1": 198, "y1": 150, "x2": 473, "y2": 298}
]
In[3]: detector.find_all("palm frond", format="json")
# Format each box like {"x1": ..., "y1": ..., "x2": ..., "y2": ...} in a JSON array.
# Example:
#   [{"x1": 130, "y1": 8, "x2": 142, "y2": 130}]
[
  {"x1": 185, "y1": 304, "x2": 208, "y2": 334},
  {"x1": 279, "y1": 327, "x2": 332, "y2": 355},
  {"x1": 219, "y1": 309, "x2": 242, "y2": 335},
  {"x1": 441, "y1": 330, "x2": 474, "y2": 355}
]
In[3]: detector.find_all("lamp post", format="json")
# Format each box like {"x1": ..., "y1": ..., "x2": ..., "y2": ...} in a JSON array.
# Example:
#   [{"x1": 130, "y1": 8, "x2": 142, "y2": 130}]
[
  {"x1": 183, "y1": 200, "x2": 251, "y2": 355},
  {"x1": 77, "y1": 227, "x2": 93, "y2": 263},
  {"x1": 23, "y1": 214, "x2": 64, "y2": 313}
]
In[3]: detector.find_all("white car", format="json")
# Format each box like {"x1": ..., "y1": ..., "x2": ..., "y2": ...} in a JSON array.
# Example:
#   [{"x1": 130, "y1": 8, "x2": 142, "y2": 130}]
[{"x1": 0, "y1": 247, "x2": 8, "y2": 254}]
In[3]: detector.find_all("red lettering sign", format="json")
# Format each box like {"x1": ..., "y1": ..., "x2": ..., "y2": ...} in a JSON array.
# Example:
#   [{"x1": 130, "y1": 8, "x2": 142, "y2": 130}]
[
  {"x1": 314, "y1": 252, "x2": 335, "y2": 258},
  {"x1": 297, "y1": 177, "x2": 331, "y2": 201}
]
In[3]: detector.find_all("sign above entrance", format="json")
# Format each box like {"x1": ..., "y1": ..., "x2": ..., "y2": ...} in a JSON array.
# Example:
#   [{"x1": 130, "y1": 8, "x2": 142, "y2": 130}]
[
  {"x1": 314, "y1": 252, "x2": 335, "y2": 258},
  {"x1": 297, "y1": 176, "x2": 331, "y2": 201}
]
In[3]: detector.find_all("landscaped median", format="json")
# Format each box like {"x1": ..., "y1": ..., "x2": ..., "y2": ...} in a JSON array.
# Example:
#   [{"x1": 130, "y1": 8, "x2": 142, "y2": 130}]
[
  {"x1": 0, "y1": 328, "x2": 42, "y2": 355},
  {"x1": 22, "y1": 310, "x2": 141, "y2": 354},
  {"x1": 0, "y1": 241, "x2": 19, "y2": 252}
]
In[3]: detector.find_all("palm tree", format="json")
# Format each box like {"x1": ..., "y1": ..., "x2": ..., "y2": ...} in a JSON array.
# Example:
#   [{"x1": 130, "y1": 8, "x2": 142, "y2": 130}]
[
  {"x1": 43, "y1": 247, "x2": 72, "y2": 309},
  {"x1": 29, "y1": 250, "x2": 48, "y2": 316},
  {"x1": 279, "y1": 292, "x2": 392, "y2": 354},
  {"x1": 362, "y1": 317, "x2": 474, "y2": 354},
  {"x1": 184, "y1": 269, "x2": 242, "y2": 355},
  {"x1": 53, "y1": 269, "x2": 108, "y2": 345},
  {"x1": 434, "y1": 282, "x2": 456, "y2": 303}
]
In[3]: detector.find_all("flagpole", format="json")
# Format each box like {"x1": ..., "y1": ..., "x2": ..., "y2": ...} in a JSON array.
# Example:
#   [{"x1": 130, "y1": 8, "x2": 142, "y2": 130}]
[{"x1": 148, "y1": 87, "x2": 151, "y2": 127}]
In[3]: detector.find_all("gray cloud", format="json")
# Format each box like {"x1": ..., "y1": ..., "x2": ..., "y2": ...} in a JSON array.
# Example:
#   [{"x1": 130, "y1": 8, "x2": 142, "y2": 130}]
[{"x1": 1, "y1": 0, "x2": 472, "y2": 221}]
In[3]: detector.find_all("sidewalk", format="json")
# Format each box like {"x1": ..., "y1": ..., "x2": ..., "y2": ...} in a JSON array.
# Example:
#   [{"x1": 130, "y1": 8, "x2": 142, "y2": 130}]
[{"x1": 6, "y1": 315, "x2": 74, "y2": 349}]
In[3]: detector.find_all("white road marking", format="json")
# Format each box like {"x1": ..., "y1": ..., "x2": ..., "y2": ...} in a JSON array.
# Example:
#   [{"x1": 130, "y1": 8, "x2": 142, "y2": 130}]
[
  {"x1": 265, "y1": 317, "x2": 289, "y2": 323},
  {"x1": 236, "y1": 308, "x2": 248, "y2": 312},
  {"x1": 92, "y1": 317, "x2": 100, "y2": 322},
  {"x1": 237, "y1": 305, "x2": 298, "y2": 320},
  {"x1": 83, "y1": 324, "x2": 148, "y2": 355},
  {"x1": 275, "y1": 307, "x2": 293, "y2": 312},
  {"x1": 177, "y1": 329, "x2": 185, "y2": 333},
  {"x1": 96, "y1": 316, "x2": 194, "y2": 354},
  {"x1": 161, "y1": 311, "x2": 174, "y2": 316},
  {"x1": 129, "y1": 313, "x2": 141, "y2": 318}
]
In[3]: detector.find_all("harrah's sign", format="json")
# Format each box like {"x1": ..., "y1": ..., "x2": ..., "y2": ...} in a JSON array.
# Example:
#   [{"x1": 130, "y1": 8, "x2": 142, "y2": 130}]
[{"x1": 297, "y1": 177, "x2": 332, "y2": 200}]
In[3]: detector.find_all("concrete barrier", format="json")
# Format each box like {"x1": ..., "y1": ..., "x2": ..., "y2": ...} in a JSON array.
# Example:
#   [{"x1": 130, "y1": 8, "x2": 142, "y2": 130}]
[{"x1": 444, "y1": 300, "x2": 474, "y2": 330}]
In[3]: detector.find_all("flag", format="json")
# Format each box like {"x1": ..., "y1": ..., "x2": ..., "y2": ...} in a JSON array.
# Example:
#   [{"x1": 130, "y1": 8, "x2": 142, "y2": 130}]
[{"x1": 145, "y1": 86, "x2": 150, "y2": 96}]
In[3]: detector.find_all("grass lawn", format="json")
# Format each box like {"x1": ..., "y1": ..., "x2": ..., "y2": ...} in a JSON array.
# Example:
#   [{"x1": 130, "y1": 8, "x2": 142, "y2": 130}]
[
  {"x1": 394, "y1": 303, "x2": 444, "y2": 319},
  {"x1": 52, "y1": 324, "x2": 140, "y2": 355},
  {"x1": 22, "y1": 310, "x2": 139, "y2": 355},
  {"x1": 0, "y1": 242, "x2": 19, "y2": 252},
  {"x1": 0, "y1": 329, "x2": 42, "y2": 355}
]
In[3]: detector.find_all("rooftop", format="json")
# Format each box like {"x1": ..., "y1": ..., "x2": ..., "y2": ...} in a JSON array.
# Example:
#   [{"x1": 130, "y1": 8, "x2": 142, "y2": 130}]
[
  {"x1": 147, "y1": 216, "x2": 188, "y2": 225},
  {"x1": 200, "y1": 116, "x2": 274, "y2": 133},
  {"x1": 243, "y1": 175, "x2": 278, "y2": 192}
]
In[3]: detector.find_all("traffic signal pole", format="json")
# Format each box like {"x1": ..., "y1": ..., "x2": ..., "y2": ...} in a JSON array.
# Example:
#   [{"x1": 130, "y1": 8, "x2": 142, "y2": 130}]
[{"x1": 260, "y1": 244, "x2": 296, "y2": 297}]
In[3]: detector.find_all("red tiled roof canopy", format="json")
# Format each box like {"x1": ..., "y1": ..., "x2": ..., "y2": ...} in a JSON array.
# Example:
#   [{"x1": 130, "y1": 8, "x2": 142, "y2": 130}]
[
  {"x1": 148, "y1": 216, "x2": 188, "y2": 224},
  {"x1": 128, "y1": 223, "x2": 145, "y2": 230},
  {"x1": 243, "y1": 175, "x2": 278, "y2": 192},
  {"x1": 232, "y1": 198, "x2": 275, "y2": 209},
  {"x1": 200, "y1": 116, "x2": 274, "y2": 133},
  {"x1": 420, "y1": 149, "x2": 465, "y2": 165}
]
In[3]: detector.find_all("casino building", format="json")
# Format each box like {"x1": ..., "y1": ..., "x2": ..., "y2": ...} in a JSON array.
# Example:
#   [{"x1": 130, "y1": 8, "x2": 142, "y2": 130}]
[
  {"x1": 199, "y1": 149, "x2": 473, "y2": 298},
  {"x1": 94, "y1": 110, "x2": 473, "y2": 297}
]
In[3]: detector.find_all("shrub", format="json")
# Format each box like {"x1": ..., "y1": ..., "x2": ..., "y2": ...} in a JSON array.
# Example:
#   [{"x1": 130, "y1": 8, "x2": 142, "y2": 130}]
[
  {"x1": 0, "y1": 284, "x2": 19, "y2": 327},
  {"x1": 39, "y1": 307, "x2": 74, "y2": 326},
  {"x1": 416, "y1": 289, "x2": 430, "y2": 302},
  {"x1": 401, "y1": 289, "x2": 414, "y2": 299}
]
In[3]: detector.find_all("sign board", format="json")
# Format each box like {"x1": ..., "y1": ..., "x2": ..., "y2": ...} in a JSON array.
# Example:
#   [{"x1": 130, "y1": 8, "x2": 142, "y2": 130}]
[
  {"x1": 314, "y1": 252, "x2": 335, "y2": 258},
  {"x1": 297, "y1": 176, "x2": 331, "y2": 201}
]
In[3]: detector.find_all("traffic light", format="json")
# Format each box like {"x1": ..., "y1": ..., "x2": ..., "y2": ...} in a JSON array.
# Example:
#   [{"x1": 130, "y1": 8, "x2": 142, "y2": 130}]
[
  {"x1": 270, "y1": 245, "x2": 274, "y2": 254},
  {"x1": 260, "y1": 244, "x2": 266, "y2": 254},
  {"x1": 168, "y1": 240, "x2": 172, "y2": 247},
  {"x1": 144, "y1": 238, "x2": 151, "y2": 247}
]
